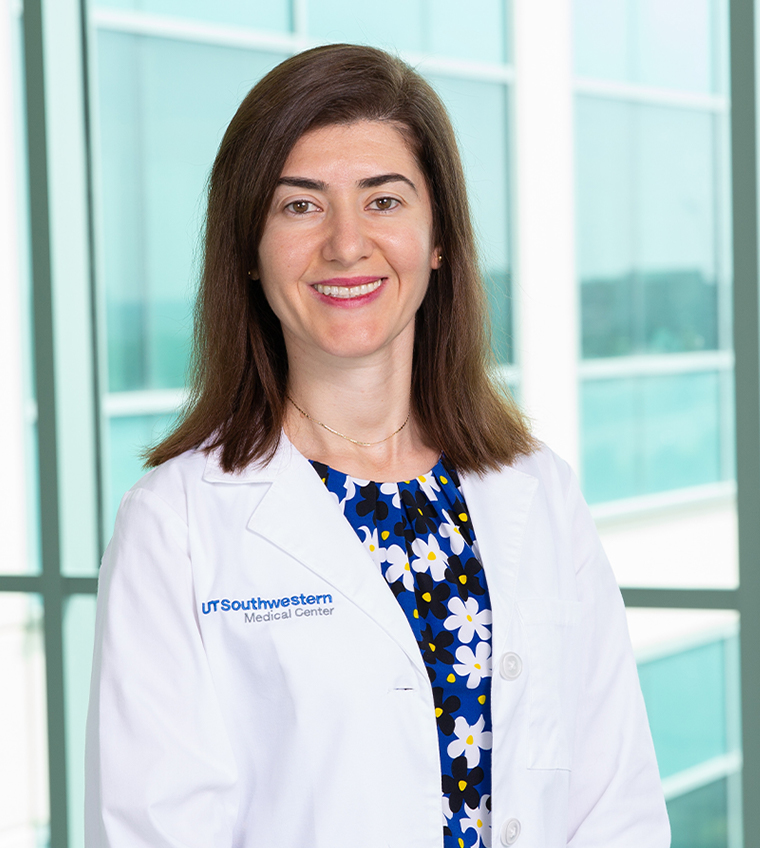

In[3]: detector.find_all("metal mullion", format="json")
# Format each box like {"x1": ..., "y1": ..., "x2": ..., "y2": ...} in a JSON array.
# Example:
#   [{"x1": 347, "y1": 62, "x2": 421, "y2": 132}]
[
  {"x1": 23, "y1": 0, "x2": 69, "y2": 844},
  {"x1": 621, "y1": 588, "x2": 740, "y2": 610},
  {"x1": 0, "y1": 575, "x2": 44, "y2": 593},
  {"x1": 730, "y1": 0, "x2": 760, "y2": 844},
  {"x1": 0, "y1": 576, "x2": 99, "y2": 594}
]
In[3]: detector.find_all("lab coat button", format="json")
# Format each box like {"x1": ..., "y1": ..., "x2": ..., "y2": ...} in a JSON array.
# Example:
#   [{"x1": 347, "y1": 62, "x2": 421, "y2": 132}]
[
  {"x1": 499, "y1": 652, "x2": 522, "y2": 680},
  {"x1": 501, "y1": 818, "x2": 521, "y2": 845}
]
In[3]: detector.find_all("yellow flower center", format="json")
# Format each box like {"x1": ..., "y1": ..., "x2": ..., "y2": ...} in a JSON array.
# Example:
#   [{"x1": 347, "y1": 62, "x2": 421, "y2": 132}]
[
  {"x1": 422, "y1": 592, "x2": 432, "y2": 602},
  {"x1": 466, "y1": 615, "x2": 472, "y2": 622},
  {"x1": 478, "y1": 695, "x2": 486, "y2": 704},
  {"x1": 474, "y1": 663, "x2": 481, "y2": 670},
  {"x1": 447, "y1": 673, "x2": 456, "y2": 683},
  {"x1": 459, "y1": 575, "x2": 467, "y2": 584},
  {"x1": 459, "y1": 512, "x2": 468, "y2": 521},
  {"x1": 427, "y1": 552, "x2": 436, "y2": 560},
  {"x1": 458, "y1": 780, "x2": 467, "y2": 791},
  {"x1": 429, "y1": 643, "x2": 436, "y2": 652},
  {"x1": 466, "y1": 735, "x2": 474, "y2": 745},
  {"x1": 440, "y1": 476, "x2": 448, "y2": 484},
  {"x1": 381, "y1": 530, "x2": 390, "y2": 540},
  {"x1": 435, "y1": 707, "x2": 443, "y2": 717}
]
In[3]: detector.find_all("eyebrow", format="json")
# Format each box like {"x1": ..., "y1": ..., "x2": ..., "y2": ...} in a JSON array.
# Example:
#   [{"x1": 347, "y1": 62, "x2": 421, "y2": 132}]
[{"x1": 277, "y1": 173, "x2": 418, "y2": 194}]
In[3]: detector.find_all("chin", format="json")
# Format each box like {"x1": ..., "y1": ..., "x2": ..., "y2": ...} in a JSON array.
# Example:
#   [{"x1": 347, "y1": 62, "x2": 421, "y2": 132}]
[{"x1": 314, "y1": 326, "x2": 396, "y2": 360}]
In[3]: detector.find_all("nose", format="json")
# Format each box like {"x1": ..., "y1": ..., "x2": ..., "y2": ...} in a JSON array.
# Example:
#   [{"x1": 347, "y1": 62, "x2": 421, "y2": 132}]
[{"x1": 321, "y1": 204, "x2": 371, "y2": 266}]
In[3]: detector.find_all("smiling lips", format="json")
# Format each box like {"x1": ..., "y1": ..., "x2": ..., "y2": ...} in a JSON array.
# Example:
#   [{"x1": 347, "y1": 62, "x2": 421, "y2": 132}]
[{"x1": 312, "y1": 277, "x2": 385, "y2": 300}]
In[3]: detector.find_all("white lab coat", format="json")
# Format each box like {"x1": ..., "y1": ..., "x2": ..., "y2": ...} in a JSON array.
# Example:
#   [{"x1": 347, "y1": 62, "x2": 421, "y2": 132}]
[{"x1": 85, "y1": 438, "x2": 670, "y2": 848}]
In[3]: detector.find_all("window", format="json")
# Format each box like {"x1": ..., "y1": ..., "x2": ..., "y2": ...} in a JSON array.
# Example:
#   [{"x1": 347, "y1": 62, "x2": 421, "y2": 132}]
[{"x1": 3, "y1": 1, "x2": 759, "y2": 846}]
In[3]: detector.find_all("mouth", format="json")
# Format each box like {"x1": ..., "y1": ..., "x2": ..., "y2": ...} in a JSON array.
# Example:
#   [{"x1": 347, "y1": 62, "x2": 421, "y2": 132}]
[{"x1": 312, "y1": 278, "x2": 385, "y2": 299}]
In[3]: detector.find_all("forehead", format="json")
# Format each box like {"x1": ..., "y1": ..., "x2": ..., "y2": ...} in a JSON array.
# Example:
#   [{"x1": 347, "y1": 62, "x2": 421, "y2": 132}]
[{"x1": 280, "y1": 120, "x2": 422, "y2": 178}]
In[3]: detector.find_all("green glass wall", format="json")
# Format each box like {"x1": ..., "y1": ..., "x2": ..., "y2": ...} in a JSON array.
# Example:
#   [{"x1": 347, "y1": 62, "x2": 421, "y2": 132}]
[{"x1": 574, "y1": 0, "x2": 733, "y2": 504}]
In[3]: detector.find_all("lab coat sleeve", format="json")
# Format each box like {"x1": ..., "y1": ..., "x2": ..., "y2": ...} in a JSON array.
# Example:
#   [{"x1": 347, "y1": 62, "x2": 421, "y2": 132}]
[
  {"x1": 85, "y1": 486, "x2": 239, "y2": 848},
  {"x1": 561, "y1": 466, "x2": 671, "y2": 847}
]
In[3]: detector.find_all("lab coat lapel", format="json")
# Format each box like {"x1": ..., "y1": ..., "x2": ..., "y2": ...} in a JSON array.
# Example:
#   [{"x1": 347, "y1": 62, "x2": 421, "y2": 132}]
[
  {"x1": 460, "y1": 463, "x2": 538, "y2": 656},
  {"x1": 240, "y1": 444, "x2": 427, "y2": 677}
]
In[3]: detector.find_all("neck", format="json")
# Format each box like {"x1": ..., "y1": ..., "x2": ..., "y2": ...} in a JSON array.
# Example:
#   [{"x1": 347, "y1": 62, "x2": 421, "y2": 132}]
[{"x1": 283, "y1": 336, "x2": 438, "y2": 481}]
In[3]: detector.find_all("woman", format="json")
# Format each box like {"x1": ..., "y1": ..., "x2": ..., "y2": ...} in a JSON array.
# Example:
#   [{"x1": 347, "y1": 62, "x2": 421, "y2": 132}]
[{"x1": 86, "y1": 44, "x2": 670, "y2": 848}]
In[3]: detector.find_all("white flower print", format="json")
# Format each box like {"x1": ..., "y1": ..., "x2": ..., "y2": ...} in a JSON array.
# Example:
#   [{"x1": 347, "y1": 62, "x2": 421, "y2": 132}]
[
  {"x1": 442, "y1": 793, "x2": 454, "y2": 827},
  {"x1": 410, "y1": 534, "x2": 448, "y2": 581},
  {"x1": 438, "y1": 510, "x2": 465, "y2": 555},
  {"x1": 460, "y1": 795, "x2": 492, "y2": 848},
  {"x1": 383, "y1": 544, "x2": 414, "y2": 591},
  {"x1": 379, "y1": 482, "x2": 402, "y2": 508},
  {"x1": 446, "y1": 715, "x2": 493, "y2": 768},
  {"x1": 415, "y1": 472, "x2": 441, "y2": 501},
  {"x1": 443, "y1": 596, "x2": 492, "y2": 644},
  {"x1": 453, "y1": 641, "x2": 492, "y2": 689},
  {"x1": 342, "y1": 475, "x2": 367, "y2": 503},
  {"x1": 359, "y1": 526, "x2": 385, "y2": 571}
]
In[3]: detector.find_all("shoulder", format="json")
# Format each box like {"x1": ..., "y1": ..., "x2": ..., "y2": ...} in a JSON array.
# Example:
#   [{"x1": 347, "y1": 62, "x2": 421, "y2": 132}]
[
  {"x1": 117, "y1": 448, "x2": 211, "y2": 527},
  {"x1": 468, "y1": 442, "x2": 579, "y2": 509},
  {"x1": 511, "y1": 442, "x2": 576, "y2": 491}
]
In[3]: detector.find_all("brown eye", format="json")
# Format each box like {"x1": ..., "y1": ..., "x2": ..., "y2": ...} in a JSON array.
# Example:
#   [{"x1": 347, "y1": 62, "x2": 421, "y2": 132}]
[
  {"x1": 372, "y1": 197, "x2": 399, "y2": 211},
  {"x1": 286, "y1": 200, "x2": 314, "y2": 214}
]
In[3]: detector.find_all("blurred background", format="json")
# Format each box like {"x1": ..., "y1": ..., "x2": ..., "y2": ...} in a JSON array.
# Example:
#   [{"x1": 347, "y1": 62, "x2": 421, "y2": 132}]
[{"x1": 1, "y1": 0, "x2": 758, "y2": 846}]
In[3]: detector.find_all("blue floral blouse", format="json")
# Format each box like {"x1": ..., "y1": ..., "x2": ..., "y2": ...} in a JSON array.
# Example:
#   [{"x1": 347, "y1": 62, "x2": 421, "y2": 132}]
[{"x1": 311, "y1": 455, "x2": 493, "y2": 848}]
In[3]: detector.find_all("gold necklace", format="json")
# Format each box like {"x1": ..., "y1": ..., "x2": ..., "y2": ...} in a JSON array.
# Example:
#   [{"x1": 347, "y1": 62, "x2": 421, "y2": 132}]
[{"x1": 287, "y1": 395, "x2": 411, "y2": 447}]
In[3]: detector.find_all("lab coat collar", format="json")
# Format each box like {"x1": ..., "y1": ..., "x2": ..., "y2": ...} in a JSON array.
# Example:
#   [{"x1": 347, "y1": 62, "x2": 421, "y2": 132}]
[
  {"x1": 204, "y1": 436, "x2": 428, "y2": 677},
  {"x1": 202, "y1": 435, "x2": 297, "y2": 483},
  {"x1": 202, "y1": 438, "x2": 540, "y2": 674}
]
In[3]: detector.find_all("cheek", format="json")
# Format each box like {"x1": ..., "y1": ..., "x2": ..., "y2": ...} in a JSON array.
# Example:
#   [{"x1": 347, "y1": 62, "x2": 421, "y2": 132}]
[
  {"x1": 385, "y1": 227, "x2": 434, "y2": 273},
  {"x1": 257, "y1": 232, "x2": 304, "y2": 298}
]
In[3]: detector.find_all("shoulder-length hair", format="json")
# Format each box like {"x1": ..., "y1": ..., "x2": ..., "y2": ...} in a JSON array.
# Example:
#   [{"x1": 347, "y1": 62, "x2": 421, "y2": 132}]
[{"x1": 146, "y1": 43, "x2": 535, "y2": 474}]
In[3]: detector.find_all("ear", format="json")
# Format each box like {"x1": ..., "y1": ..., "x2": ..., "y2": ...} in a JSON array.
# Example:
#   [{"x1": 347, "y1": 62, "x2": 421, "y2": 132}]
[{"x1": 430, "y1": 247, "x2": 443, "y2": 270}]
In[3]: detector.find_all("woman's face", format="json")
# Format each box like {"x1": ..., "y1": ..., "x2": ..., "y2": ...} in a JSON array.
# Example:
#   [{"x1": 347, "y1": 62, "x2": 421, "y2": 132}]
[{"x1": 256, "y1": 120, "x2": 440, "y2": 365}]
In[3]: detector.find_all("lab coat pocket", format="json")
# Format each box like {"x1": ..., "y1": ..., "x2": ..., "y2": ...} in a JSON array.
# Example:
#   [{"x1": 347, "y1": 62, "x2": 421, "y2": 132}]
[{"x1": 518, "y1": 598, "x2": 583, "y2": 771}]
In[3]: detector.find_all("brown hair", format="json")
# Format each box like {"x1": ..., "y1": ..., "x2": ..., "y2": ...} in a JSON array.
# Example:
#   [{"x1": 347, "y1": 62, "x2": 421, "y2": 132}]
[{"x1": 146, "y1": 43, "x2": 535, "y2": 474}]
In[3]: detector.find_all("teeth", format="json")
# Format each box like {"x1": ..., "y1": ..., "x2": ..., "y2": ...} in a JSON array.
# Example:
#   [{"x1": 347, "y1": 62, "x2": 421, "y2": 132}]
[{"x1": 314, "y1": 279, "x2": 383, "y2": 298}]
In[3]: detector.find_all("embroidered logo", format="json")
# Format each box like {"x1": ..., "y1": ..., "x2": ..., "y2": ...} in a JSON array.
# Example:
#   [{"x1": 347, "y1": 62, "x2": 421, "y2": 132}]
[{"x1": 201, "y1": 593, "x2": 335, "y2": 623}]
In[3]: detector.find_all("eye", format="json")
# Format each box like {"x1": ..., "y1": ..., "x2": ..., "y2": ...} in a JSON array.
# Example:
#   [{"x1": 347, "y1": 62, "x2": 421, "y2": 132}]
[
  {"x1": 369, "y1": 196, "x2": 400, "y2": 212},
  {"x1": 285, "y1": 199, "x2": 317, "y2": 214}
]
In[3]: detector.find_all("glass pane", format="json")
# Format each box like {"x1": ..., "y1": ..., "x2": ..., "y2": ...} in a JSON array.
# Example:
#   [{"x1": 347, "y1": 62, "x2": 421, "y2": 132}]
[
  {"x1": 627, "y1": 609, "x2": 741, "y2": 847},
  {"x1": 308, "y1": 0, "x2": 506, "y2": 64},
  {"x1": 581, "y1": 371, "x2": 725, "y2": 502},
  {"x1": 106, "y1": 413, "x2": 177, "y2": 531},
  {"x1": 634, "y1": 0, "x2": 716, "y2": 93},
  {"x1": 95, "y1": 33, "x2": 287, "y2": 392},
  {"x1": 0, "y1": 5, "x2": 40, "y2": 577},
  {"x1": 637, "y1": 106, "x2": 717, "y2": 326},
  {"x1": 64, "y1": 595, "x2": 97, "y2": 848},
  {"x1": 573, "y1": 0, "x2": 722, "y2": 94},
  {"x1": 577, "y1": 98, "x2": 720, "y2": 358},
  {"x1": 89, "y1": 0, "x2": 291, "y2": 33},
  {"x1": 426, "y1": 76, "x2": 512, "y2": 363},
  {"x1": 0, "y1": 593, "x2": 48, "y2": 847},
  {"x1": 667, "y1": 777, "x2": 740, "y2": 848}
]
